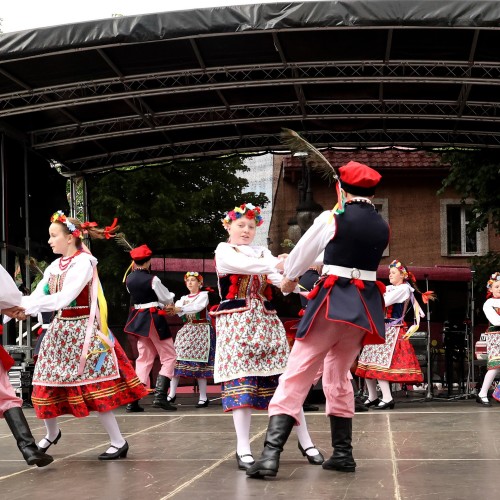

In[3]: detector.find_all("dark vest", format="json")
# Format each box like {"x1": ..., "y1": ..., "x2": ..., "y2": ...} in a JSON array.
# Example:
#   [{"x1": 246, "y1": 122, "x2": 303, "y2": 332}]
[
  {"x1": 296, "y1": 201, "x2": 389, "y2": 344},
  {"x1": 126, "y1": 270, "x2": 157, "y2": 304},
  {"x1": 124, "y1": 269, "x2": 171, "y2": 340},
  {"x1": 324, "y1": 201, "x2": 389, "y2": 270}
]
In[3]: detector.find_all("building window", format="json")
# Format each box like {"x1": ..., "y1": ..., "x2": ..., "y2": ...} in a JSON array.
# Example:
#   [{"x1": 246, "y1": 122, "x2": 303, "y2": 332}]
[
  {"x1": 373, "y1": 198, "x2": 389, "y2": 257},
  {"x1": 440, "y1": 199, "x2": 488, "y2": 256}
]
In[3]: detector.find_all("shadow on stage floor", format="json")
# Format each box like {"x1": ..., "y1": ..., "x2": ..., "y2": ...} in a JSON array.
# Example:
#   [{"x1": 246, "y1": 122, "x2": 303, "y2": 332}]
[{"x1": 1, "y1": 394, "x2": 499, "y2": 500}]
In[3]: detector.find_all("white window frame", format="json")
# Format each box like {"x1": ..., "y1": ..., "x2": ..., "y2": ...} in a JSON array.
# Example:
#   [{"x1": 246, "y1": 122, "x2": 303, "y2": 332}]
[
  {"x1": 373, "y1": 197, "x2": 389, "y2": 257},
  {"x1": 440, "y1": 199, "x2": 488, "y2": 257}
]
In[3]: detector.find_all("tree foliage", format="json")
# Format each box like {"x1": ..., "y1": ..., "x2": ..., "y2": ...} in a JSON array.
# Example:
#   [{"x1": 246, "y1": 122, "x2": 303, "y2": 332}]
[
  {"x1": 440, "y1": 149, "x2": 500, "y2": 234},
  {"x1": 86, "y1": 157, "x2": 268, "y2": 322}
]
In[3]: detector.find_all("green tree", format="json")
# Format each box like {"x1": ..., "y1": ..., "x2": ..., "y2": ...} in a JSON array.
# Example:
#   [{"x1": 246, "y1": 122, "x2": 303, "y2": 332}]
[
  {"x1": 440, "y1": 149, "x2": 500, "y2": 234},
  {"x1": 440, "y1": 150, "x2": 500, "y2": 314},
  {"x1": 87, "y1": 157, "x2": 268, "y2": 322}
]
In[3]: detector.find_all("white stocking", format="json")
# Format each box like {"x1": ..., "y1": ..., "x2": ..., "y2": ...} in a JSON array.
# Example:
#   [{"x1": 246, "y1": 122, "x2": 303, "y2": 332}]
[
  {"x1": 378, "y1": 380, "x2": 393, "y2": 402},
  {"x1": 197, "y1": 378, "x2": 208, "y2": 401},
  {"x1": 295, "y1": 409, "x2": 319, "y2": 456},
  {"x1": 479, "y1": 369, "x2": 499, "y2": 397},
  {"x1": 38, "y1": 417, "x2": 59, "y2": 449},
  {"x1": 364, "y1": 378, "x2": 378, "y2": 402},
  {"x1": 168, "y1": 376, "x2": 180, "y2": 399},
  {"x1": 232, "y1": 407, "x2": 253, "y2": 462},
  {"x1": 97, "y1": 411, "x2": 126, "y2": 452}
]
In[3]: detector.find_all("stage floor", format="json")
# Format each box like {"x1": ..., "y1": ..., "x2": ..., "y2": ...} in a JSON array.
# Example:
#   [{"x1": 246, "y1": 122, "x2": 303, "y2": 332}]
[{"x1": 1, "y1": 394, "x2": 499, "y2": 500}]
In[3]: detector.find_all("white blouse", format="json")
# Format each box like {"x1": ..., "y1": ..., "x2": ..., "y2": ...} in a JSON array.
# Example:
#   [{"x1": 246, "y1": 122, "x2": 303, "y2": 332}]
[
  {"x1": 21, "y1": 252, "x2": 96, "y2": 316},
  {"x1": 0, "y1": 264, "x2": 22, "y2": 310},
  {"x1": 175, "y1": 291, "x2": 209, "y2": 316},
  {"x1": 483, "y1": 298, "x2": 500, "y2": 326},
  {"x1": 214, "y1": 242, "x2": 284, "y2": 287}
]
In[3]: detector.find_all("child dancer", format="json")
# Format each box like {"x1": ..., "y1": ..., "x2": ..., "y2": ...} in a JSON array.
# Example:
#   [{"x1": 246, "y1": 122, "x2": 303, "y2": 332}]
[
  {"x1": 19, "y1": 211, "x2": 148, "y2": 460},
  {"x1": 166, "y1": 272, "x2": 215, "y2": 407},
  {"x1": 211, "y1": 203, "x2": 323, "y2": 471},
  {"x1": 476, "y1": 272, "x2": 500, "y2": 406}
]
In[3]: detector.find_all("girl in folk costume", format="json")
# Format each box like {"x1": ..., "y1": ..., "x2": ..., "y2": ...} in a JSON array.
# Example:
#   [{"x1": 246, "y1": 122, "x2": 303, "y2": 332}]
[
  {"x1": 356, "y1": 260, "x2": 434, "y2": 410},
  {"x1": 123, "y1": 244, "x2": 176, "y2": 412},
  {"x1": 476, "y1": 272, "x2": 500, "y2": 406},
  {"x1": 0, "y1": 265, "x2": 53, "y2": 467},
  {"x1": 210, "y1": 203, "x2": 323, "y2": 471},
  {"x1": 19, "y1": 211, "x2": 148, "y2": 460},
  {"x1": 165, "y1": 272, "x2": 215, "y2": 408}
]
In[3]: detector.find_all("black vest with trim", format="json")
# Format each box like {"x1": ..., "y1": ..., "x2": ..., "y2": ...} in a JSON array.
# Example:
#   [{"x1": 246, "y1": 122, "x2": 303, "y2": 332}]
[
  {"x1": 124, "y1": 269, "x2": 171, "y2": 340},
  {"x1": 324, "y1": 201, "x2": 389, "y2": 270},
  {"x1": 126, "y1": 270, "x2": 157, "y2": 305}
]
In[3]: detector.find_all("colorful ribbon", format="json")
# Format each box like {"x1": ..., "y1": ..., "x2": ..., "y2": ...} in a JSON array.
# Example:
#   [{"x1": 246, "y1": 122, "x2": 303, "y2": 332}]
[{"x1": 104, "y1": 218, "x2": 118, "y2": 239}]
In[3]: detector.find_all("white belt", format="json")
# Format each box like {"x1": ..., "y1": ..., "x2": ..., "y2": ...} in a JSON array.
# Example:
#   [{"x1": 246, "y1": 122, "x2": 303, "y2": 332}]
[
  {"x1": 323, "y1": 265, "x2": 376, "y2": 281},
  {"x1": 134, "y1": 301, "x2": 160, "y2": 309}
]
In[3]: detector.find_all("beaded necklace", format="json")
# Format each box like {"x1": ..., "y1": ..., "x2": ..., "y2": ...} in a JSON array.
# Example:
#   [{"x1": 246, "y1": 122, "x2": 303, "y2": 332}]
[{"x1": 59, "y1": 249, "x2": 83, "y2": 271}]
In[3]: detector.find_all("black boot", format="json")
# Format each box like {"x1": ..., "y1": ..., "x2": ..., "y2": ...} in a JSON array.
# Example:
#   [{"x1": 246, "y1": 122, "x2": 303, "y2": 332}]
[
  {"x1": 3, "y1": 407, "x2": 54, "y2": 467},
  {"x1": 126, "y1": 400, "x2": 144, "y2": 413},
  {"x1": 152, "y1": 375, "x2": 177, "y2": 411},
  {"x1": 322, "y1": 416, "x2": 356, "y2": 472},
  {"x1": 246, "y1": 414, "x2": 295, "y2": 478}
]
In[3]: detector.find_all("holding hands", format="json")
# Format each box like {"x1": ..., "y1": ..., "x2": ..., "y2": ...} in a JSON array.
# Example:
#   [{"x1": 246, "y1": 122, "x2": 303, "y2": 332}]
[
  {"x1": 280, "y1": 276, "x2": 298, "y2": 294},
  {"x1": 1, "y1": 306, "x2": 27, "y2": 321}
]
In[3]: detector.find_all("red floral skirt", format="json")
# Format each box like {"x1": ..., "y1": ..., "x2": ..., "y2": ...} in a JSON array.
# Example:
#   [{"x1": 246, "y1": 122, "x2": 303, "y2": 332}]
[
  {"x1": 356, "y1": 331, "x2": 424, "y2": 384},
  {"x1": 31, "y1": 342, "x2": 148, "y2": 418}
]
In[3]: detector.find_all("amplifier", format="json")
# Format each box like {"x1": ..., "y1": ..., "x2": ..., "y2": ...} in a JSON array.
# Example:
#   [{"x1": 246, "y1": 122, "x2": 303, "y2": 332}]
[
  {"x1": 408, "y1": 331, "x2": 428, "y2": 366},
  {"x1": 4, "y1": 345, "x2": 33, "y2": 364}
]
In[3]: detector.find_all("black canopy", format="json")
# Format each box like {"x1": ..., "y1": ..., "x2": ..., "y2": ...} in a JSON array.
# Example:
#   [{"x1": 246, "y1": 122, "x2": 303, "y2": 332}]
[{"x1": 2, "y1": 0, "x2": 500, "y2": 175}]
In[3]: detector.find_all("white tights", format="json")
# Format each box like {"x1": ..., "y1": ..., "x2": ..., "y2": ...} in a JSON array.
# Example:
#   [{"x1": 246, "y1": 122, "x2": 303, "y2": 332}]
[
  {"x1": 232, "y1": 407, "x2": 319, "y2": 462},
  {"x1": 479, "y1": 369, "x2": 499, "y2": 398},
  {"x1": 168, "y1": 377, "x2": 208, "y2": 402},
  {"x1": 38, "y1": 411, "x2": 125, "y2": 453},
  {"x1": 365, "y1": 378, "x2": 393, "y2": 403}
]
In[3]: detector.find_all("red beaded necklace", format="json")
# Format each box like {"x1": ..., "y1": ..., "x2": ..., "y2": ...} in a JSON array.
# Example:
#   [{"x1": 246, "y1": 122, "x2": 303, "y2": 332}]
[{"x1": 59, "y1": 249, "x2": 83, "y2": 271}]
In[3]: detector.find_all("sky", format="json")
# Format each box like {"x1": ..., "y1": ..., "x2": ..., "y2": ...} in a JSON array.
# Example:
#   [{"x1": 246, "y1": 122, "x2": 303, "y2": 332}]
[{"x1": 1, "y1": 1, "x2": 310, "y2": 33}]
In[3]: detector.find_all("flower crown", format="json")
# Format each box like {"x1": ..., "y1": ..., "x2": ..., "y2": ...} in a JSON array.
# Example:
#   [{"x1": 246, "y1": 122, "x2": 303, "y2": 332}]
[
  {"x1": 184, "y1": 271, "x2": 203, "y2": 285},
  {"x1": 486, "y1": 272, "x2": 500, "y2": 290},
  {"x1": 50, "y1": 210, "x2": 82, "y2": 239},
  {"x1": 389, "y1": 259, "x2": 408, "y2": 279},
  {"x1": 223, "y1": 203, "x2": 264, "y2": 228}
]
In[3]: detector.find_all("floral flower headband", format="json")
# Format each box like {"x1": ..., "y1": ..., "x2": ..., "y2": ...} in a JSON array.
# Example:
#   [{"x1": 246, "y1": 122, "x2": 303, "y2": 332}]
[
  {"x1": 486, "y1": 272, "x2": 500, "y2": 290},
  {"x1": 389, "y1": 259, "x2": 409, "y2": 279},
  {"x1": 222, "y1": 203, "x2": 264, "y2": 228},
  {"x1": 184, "y1": 271, "x2": 203, "y2": 284},
  {"x1": 50, "y1": 210, "x2": 83, "y2": 239}
]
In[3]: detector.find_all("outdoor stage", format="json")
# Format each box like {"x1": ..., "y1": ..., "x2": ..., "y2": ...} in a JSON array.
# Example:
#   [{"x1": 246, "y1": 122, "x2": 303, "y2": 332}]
[{"x1": 1, "y1": 394, "x2": 499, "y2": 500}]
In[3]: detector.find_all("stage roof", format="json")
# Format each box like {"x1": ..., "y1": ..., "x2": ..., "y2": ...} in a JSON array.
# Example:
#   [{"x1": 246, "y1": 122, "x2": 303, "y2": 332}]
[{"x1": 2, "y1": 1, "x2": 500, "y2": 175}]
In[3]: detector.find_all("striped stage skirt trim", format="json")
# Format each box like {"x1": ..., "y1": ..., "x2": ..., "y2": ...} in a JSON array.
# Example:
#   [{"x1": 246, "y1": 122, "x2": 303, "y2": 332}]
[{"x1": 221, "y1": 375, "x2": 279, "y2": 412}]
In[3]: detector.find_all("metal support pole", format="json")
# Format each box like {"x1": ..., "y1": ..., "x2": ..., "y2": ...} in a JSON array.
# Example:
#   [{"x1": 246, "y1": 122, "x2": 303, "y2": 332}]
[
  {"x1": 23, "y1": 145, "x2": 31, "y2": 348},
  {"x1": 425, "y1": 275, "x2": 433, "y2": 400}
]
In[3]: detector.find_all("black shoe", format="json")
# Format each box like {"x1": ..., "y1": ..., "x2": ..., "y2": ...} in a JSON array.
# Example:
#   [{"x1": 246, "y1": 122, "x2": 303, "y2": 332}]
[
  {"x1": 236, "y1": 452, "x2": 255, "y2": 470},
  {"x1": 355, "y1": 399, "x2": 369, "y2": 412},
  {"x1": 126, "y1": 400, "x2": 144, "y2": 413},
  {"x1": 38, "y1": 429, "x2": 62, "y2": 452},
  {"x1": 167, "y1": 395, "x2": 176, "y2": 404},
  {"x1": 302, "y1": 403, "x2": 320, "y2": 412},
  {"x1": 195, "y1": 399, "x2": 209, "y2": 408},
  {"x1": 298, "y1": 443, "x2": 324, "y2": 465},
  {"x1": 476, "y1": 395, "x2": 492, "y2": 407},
  {"x1": 373, "y1": 400, "x2": 395, "y2": 410},
  {"x1": 98, "y1": 441, "x2": 129, "y2": 460},
  {"x1": 363, "y1": 398, "x2": 380, "y2": 408}
]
